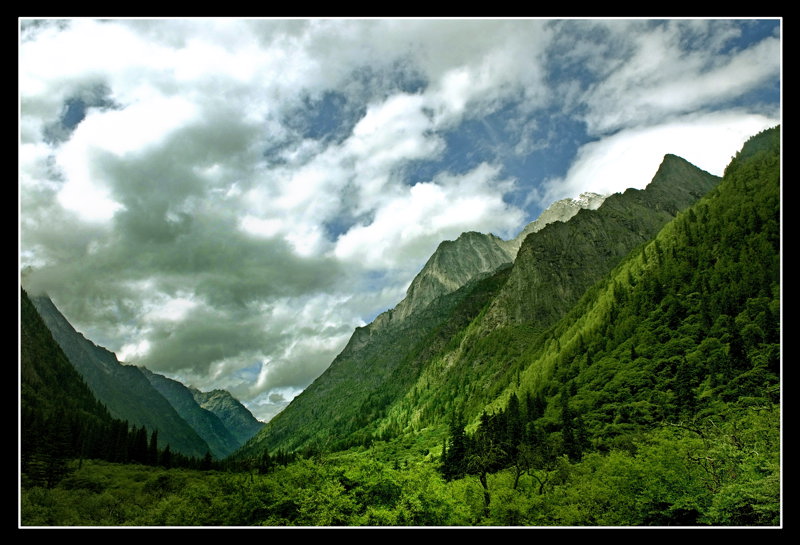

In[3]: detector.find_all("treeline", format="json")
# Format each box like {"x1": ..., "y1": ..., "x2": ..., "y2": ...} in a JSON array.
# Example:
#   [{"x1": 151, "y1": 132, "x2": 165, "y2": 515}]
[
  {"x1": 21, "y1": 407, "x2": 218, "y2": 487},
  {"x1": 439, "y1": 126, "x2": 781, "y2": 524},
  {"x1": 20, "y1": 289, "x2": 218, "y2": 487}
]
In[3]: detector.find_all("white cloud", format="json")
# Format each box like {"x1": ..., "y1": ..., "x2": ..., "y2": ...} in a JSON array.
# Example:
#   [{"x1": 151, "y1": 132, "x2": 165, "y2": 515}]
[
  {"x1": 334, "y1": 162, "x2": 523, "y2": 271},
  {"x1": 580, "y1": 20, "x2": 781, "y2": 135},
  {"x1": 538, "y1": 111, "x2": 780, "y2": 206}
]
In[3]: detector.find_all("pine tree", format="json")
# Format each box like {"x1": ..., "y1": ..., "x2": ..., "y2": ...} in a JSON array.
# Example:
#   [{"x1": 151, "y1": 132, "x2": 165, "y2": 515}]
[
  {"x1": 441, "y1": 413, "x2": 468, "y2": 481},
  {"x1": 160, "y1": 444, "x2": 172, "y2": 469},
  {"x1": 505, "y1": 393, "x2": 523, "y2": 463},
  {"x1": 148, "y1": 429, "x2": 159, "y2": 466}
]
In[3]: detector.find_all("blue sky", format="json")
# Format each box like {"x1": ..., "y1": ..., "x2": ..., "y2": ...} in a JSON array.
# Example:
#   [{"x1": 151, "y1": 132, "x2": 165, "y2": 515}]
[{"x1": 19, "y1": 18, "x2": 781, "y2": 421}]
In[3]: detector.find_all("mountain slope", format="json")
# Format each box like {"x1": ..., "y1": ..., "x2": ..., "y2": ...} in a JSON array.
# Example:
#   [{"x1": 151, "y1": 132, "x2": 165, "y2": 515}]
[
  {"x1": 435, "y1": 126, "x2": 780, "y2": 525},
  {"x1": 21, "y1": 288, "x2": 119, "y2": 485},
  {"x1": 485, "y1": 154, "x2": 720, "y2": 330},
  {"x1": 372, "y1": 154, "x2": 722, "y2": 436},
  {"x1": 28, "y1": 295, "x2": 212, "y2": 458},
  {"x1": 239, "y1": 152, "x2": 720, "y2": 457},
  {"x1": 509, "y1": 191, "x2": 607, "y2": 254},
  {"x1": 190, "y1": 387, "x2": 264, "y2": 447},
  {"x1": 371, "y1": 191, "x2": 608, "y2": 330},
  {"x1": 139, "y1": 367, "x2": 241, "y2": 459}
]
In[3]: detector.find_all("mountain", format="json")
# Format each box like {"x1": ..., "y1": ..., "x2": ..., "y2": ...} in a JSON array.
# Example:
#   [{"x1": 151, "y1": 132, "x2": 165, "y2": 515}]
[
  {"x1": 428, "y1": 127, "x2": 780, "y2": 526},
  {"x1": 508, "y1": 191, "x2": 607, "y2": 254},
  {"x1": 28, "y1": 294, "x2": 212, "y2": 459},
  {"x1": 236, "y1": 152, "x2": 721, "y2": 458},
  {"x1": 189, "y1": 387, "x2": 265, "y2": 447},
  {"x1": 484, "y1": 154, "x2": 720, "y2": 330},
  {"x1": 373, "y1": 192, "x2": 606, "y2": 329},
  {"x1": 25, "y1": 292, "x2": 264, "y2": 461},
  {"x1": 139, "y1": 367, "x2": 241, "y2": 459},
  {"x1": 20, "y1": 127, "x2": 779, "y2": 526},
  {"x1": 21, "y1": 288, "x2": 120, "y2": 485},
  {"x1": 380, "y1": 231, "x2": 516, "y2": 326}
]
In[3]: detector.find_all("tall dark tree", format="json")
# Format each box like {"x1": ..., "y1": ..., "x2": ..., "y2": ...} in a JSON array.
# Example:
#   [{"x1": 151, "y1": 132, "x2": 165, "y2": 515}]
[
  {"x1": 160, "y1": 444, "x2": 172, "y2": 469},
  {"x1": 505, "y1": 392, "x2": 523, "y2": 462},
  {"x1": 441, "y1": 413, "x2": 469, "y2": 481},
  {"x1": 148, "y1": 429, "x2": 159, "y2": 466}
]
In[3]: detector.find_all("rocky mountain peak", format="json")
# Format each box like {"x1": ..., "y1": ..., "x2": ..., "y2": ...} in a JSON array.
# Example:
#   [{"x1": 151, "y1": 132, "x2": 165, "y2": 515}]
[
  {"x1": 369, "y1": 192, "x2": 608, "y2": 331},
  {"x1": 510, "y1": 191, "x2": 608, "y2": 255}
]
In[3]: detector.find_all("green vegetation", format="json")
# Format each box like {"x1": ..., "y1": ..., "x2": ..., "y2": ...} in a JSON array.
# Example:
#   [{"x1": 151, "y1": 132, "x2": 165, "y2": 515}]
[
  {"x1": 20, "y1": 127, "x2": 780, "y2": 526},
  {"x1": 21, "y1": 289, "x2": 225, "y2": 491},
  {"x1": 21, "y1": 402, "x2": 778, "y2": 526}
]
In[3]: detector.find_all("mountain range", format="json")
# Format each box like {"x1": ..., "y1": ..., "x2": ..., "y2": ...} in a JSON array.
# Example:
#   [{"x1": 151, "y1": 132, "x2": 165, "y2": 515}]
[
  {"x1": 26, "y1": 294, "x2": 263, "y2": 459},
  {"x1": 20, "y1": 126, "x2": 778, "y2": 474},
  {"x1": 235, "y1": 152, "x2": 722, "y2": 458},
  {"x1": 20, "y1": 125, "x2": 779, "y2": 526}
]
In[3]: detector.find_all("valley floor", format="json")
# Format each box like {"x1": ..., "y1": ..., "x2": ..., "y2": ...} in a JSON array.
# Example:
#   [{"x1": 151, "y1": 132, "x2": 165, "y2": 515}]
[{"x1": 20, "y1": 405, "x2": 780, "y2": 528}]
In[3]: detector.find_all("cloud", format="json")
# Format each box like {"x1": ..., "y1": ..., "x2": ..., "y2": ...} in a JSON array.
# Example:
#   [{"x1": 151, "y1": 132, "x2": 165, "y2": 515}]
[
  {"x1": 334, "y1": 162, "x2": 523, "y2": 274},
  {"x1": 571, "y1": 20, "x2": 781, "y2": 135},
  {"x1": 536, "y1": 111, "x2": 780, "y2": 206}
]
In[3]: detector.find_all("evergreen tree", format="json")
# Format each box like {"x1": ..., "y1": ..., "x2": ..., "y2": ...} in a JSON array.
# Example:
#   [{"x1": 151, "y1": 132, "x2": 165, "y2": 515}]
[
  {"x1": 160, "y1": 444, "x2": 172, "y2": 469},
  {"x1": 201, "y1": 450, "x2": 213, "y2": 470},
  {"x1": 441, "y1": 413, "x2": 468, "y2": 481},
  {"x1": 505, "y1": 393, "x2": 523, "y2": 463},
  {"x1": 148, "y1": 429, "x2": 159, "y2": 466}
]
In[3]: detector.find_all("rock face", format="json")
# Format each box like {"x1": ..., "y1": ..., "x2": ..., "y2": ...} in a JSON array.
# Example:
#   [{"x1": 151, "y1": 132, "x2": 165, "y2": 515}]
[
  {"x1": 373, "y1": 231, "x2": 516, "y2": 329},
  {"x1": 28, "y1": 295, "x2": 212, "y2": 458},
  {"x1": 190, "y1": 388, "x2": 264, "y2": 447}
]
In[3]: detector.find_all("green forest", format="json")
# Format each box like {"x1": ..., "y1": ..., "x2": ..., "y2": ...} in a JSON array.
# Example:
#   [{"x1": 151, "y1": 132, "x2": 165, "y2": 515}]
[{"x1": 19, "y1": 127, "x2": 781, "y2": 527}]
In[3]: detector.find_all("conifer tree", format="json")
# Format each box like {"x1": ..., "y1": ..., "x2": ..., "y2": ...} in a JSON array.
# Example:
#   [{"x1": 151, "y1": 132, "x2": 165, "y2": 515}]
[
  {"x1": 441, "y1": 413, "x2": 468, "y2": 481},
  {"x1": 160, "y1": 444, "x2": 172, "y2": 469},
  {"x1": 148, "y1": 429, "x2": 159, "y2": 466}
]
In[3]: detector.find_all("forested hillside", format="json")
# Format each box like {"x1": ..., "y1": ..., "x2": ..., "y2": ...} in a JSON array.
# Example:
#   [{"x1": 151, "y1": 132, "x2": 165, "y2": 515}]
[
  {"x1": 21, "y1": 290, "x2": 217, "y2": 491},
  {"x1": 438, "y1": 125, "x2": 781, "y2": 524},
  {"x1": 29, "y1": 294, "x2": 213, "y2": 458}
]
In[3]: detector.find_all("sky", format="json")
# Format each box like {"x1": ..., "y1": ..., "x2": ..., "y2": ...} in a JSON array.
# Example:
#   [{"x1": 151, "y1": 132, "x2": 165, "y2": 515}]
[{"x1": 19, "y1": 18, "x2": 781, "y2": 422}]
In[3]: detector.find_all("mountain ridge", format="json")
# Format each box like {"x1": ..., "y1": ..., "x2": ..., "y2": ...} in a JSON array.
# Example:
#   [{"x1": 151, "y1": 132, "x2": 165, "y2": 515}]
[
  {"x1": 189, "y1": 387, "x2": 265, "y2": 447},
  {"x1": 28, "y1": 294, "x2": 212, "y2": 458},
  {"x1": 236, "y1": 151, "x2": 721, "y2": 457},
  {"x1": 26, "y1": 294, "x2": 262, "y2": 459},
  {"x1": 139, "y1": 366, "x2": 241, "y2": 459}
]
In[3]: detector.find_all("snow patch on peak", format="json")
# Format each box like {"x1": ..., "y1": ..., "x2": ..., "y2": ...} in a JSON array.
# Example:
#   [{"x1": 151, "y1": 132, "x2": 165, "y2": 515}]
[{"x1": 510, "y1": 191, "x2": 609, "y2": 255}]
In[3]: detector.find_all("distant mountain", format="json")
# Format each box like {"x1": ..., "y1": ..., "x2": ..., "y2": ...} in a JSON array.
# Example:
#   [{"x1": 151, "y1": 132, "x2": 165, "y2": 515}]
[
  {"x1": 26, "y1": 292, "x2": 264, "y2": 461},
  {"x1": 379, "y1": 231, "x2": 516, "y2": 326},
  {"x1": 236, "y1": 152, "x2": 720, "y2": 458},
  {"x1": 139, "y1": 367, "x2": 241, "y2": 459},
  {"x1": 28, "y1": 294, "x2": 212, "y2": 459},
  {"x1": 189, "y1": 388, "x2": 264, "y2": 447}
]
